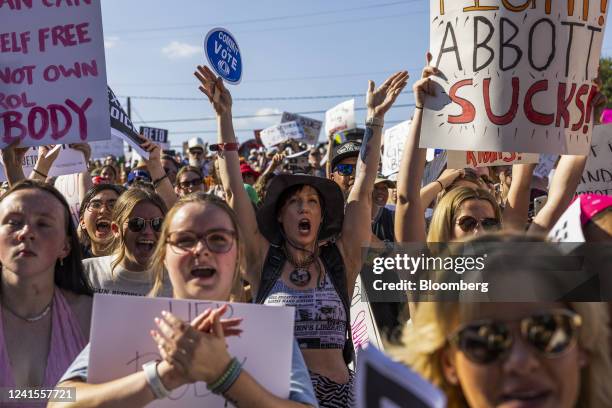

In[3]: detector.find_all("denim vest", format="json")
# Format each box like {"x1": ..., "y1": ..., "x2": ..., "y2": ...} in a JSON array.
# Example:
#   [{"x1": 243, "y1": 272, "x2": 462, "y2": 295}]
[{"x1": 255, "y1": 242, "x2": 355, "y2": 365}]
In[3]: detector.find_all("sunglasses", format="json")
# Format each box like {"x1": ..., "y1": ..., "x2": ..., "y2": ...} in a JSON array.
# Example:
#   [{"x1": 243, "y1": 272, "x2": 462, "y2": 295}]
[
  {"x1": 177, "y1": 178, "x2": 202, "y2": 190},
  {"x1": 449, "y1": 310, "x2": 582, "y2": 364},
  {"x1": 455, "y1": 216, "x2": 500, "y2": 232},
  {"x1": 87, "y1": 200, "x2": 116, "y2": 212},
  {"x1": 334, "y1": 163, "x2": 355, "y2": 176},
  {"x1": 127, "y1": 217, "x2": 163, "y2": 233},
  {"x1": 166, "y1": 229, "x2": 236, "y2": 254}
]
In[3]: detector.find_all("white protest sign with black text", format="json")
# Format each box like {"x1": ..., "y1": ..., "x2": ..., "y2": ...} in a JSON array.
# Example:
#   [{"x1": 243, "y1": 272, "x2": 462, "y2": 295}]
[
  {"x1": 534, "y1": 153, "x2": 559, "y2": 179},
  {"x1": 325, "y1": 99, "x2": 356, "y2": 136},
  {"x1": 139, "y1": 126, "x2": 169, "y2": 150},
  {"x1": 0, "y1": 145, "x2": 86, "y2": 181},
  {"x1": 355, "y1": 346, "x2": 447, "y2": 408},
  {"x1": 576, "y1": 124, "x2": 612, "y2": 196},
  {"x1": 351, "y1": 276, "x2": 384, "y2": 358},
  {"x1": 548, "y1": 198, "x2": 585, "y2": 250},
  {"x1": 447, "y1": 151, "x2": 539, "y2": 169},
  {"x1": 281, "y1": 112, "x2": 322, "y2": 145},
  {"x1": 382, "y1": 120, "x2": 411, "y2": 177},
  {"x1": 89, "y1": 294, "x2": 294, "y2": 408},
  {"x1": 90, "y1": 135, "x2": 124, "y2": 160},
  {"x1": 108, "y1": 87, "x2": 149, "y2": 159},
  {"x1": 54, "y1": 173, "x2": 82, "y2": 226},
  {"x1": 421, "y1": 1, "x2": 608, "y2": 155},
  {"x1": 0, "y1": 0, "x2": 109, "y2": 148},
  {"x1": 260, "y1": 121, "x2": 304, "y2": 148}
]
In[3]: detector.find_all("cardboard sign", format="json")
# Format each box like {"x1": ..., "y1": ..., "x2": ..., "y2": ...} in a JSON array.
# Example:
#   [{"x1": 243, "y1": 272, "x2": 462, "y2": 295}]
[
  {"x1": 260, "y1": 121, "x2": 304, "y2": 148},
  {"x1": 54, "y1": 173, "x2": 82, "y2": 226},
  {"x1": 421, "y1": 1, "x2": 608, "y2": 155},
  {"x1": 351, "y1": 276, "x2": 384, "y2": 357},
  {"x1": 534, "y1": 153, "x2": 559, "y2": 179},
  {"x1": 325, "y1": 99, "x2": 356, "y2": 136},
  {"x1": 422, "y1": 150, "x2": 448, "y2": 186},
  {"x1": 90, "y1": 135, "x2": 124, "y2": 160},
  {"x1": 89, "y1": 295, "x2": 293, "y2": 407},
  {"x1": 548, "y1": 198, "x2": 585, "y2": 244},
  {"x1": 447, "y1": 151, "x2": 539, "y2": 169},
  {"x1": 0, "y1": 145, "x2": 86, "y2": 182},
  {"x1": 0, "y1": 0, "x2": 109, "y2": 148},
  {"x1": 576, "y1": 125, "x2": 612, "y2": 195},
  {"x1": 108, "y1": 87, "x2": 149, "y2": 159},
  {"x1": 382, "y1": 120, "x2": 412, "y2": 177},
  {"x1": 204, "y1": 27, "x2": 242, "y2": 85},
  {"x1": 139, "y1": 126, "x2": 169, "y2": 150},
  {"x1": 281, "y1": 112, "x2": 322, "y2": 145},
  {"x1": 355, "y1": 346, "x2": 447, "y2": 408}
]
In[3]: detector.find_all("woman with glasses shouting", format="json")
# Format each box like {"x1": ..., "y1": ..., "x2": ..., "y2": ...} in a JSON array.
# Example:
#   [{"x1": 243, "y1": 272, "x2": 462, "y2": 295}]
[
  {"x1": 77, "y1": 184, "x2": 126, "y2": 259},
  {"x1": 53, "y1": 193, "x2": 318, "y2": 408},
  {"x1": 82, "y1": 188, "x2": 173, "y2": 297}
]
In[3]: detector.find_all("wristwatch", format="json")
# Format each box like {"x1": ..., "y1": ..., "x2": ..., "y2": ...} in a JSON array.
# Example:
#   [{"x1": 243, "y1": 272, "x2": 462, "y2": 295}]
[
  {"x1": 142, "y1": 360, "x2": 171, "y2": 399},
  {"x1": 365, "y1": 117, "x2": 384, "y2": 128}
]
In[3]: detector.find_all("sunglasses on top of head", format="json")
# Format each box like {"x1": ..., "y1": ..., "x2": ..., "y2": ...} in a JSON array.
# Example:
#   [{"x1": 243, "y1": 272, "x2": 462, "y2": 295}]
[
  {"x1": 127, "y1": 217, "x2": 164, "y2": 233},
  {"x1": 448, "y1": 309, "x2": 582, "y2": 364},
  {"x1": 334, "y1": 163, "x2": 355, "y2": 176}
]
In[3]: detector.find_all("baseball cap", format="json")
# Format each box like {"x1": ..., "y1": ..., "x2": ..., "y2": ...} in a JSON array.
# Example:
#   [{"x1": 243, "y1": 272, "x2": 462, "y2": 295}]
[
  {"x1": 187, "y1": 137, "x2": 205, "y2": 152},
  {"x1": 127, "y1": 169, "x2": 152, "y2": 185},
  {"x1": 331, "y1": 140, "x2": 361, "y2": 170}
]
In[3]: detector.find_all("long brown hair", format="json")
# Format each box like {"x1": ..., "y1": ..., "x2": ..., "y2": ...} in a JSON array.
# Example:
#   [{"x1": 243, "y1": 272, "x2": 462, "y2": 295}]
[
  {"x1": 148, "y1": 192, "x2": 244, "y2": 301},
  {"x1": 109, "y1": 187, "x2": 167, "y2": 274}
]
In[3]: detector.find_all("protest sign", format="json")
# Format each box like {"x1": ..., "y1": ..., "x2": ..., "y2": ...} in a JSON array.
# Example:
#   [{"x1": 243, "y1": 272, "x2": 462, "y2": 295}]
[
  {"x1": 108, "y1": 87, "x2": 149, "y2": 159},
  {"x1": 281, "y1": 112, "x2": 322, "y2": 145},
  {"x1": 325, "y1": 99, "x2": 356, "y2": 136},
  {"x1": 0, "y1": 0, "x2": 109, "y2": 148},
  {"x1": 421, "y1": 1, "x2": 608, "y2": 155},
  {"x1": 447, "y1": 151, "x2": 539, "y2": 169},
  {"x1": 139, "y1": 126, "x2": 169, "y2": 150},
  {"x1": 89, "y1": 294, "x2": 293, "y2": 407},
  {"x1": 422, "y1": 150, "x2": 447, "y2": 186},
  {"x1": 54, "y1": 173, "x2": 82, "y2": 226},
  {"x1": 0, "y1": 145, "x2": 86, "y2": 182},
  {"x1": 351, "y1": 276, "x2": 384, "y2": 356},
  {"x1": 204, "y1": 27, "x2": 242, "y2": 85},
  {"x1": 90, "y1": 135, "x2": 124, "y2": 160},
  {"x1": 259, "y1": 121, "x2": 304, "y2": 148},
  {"x1": 548, "y1": 198, "x2": 585, "y2": 244},
  {"x1": 382, "y1": 120, "x2": 411, "y2": 177},
  {"x1": 534, "y1": 153, "x2": 559, "y2": 179},
  {"x1": 576, "y1": 125, "x2": 612, "y2": 195},
  {"x1": 355, "y1": 346, "x2": 447, "y2": 408}
]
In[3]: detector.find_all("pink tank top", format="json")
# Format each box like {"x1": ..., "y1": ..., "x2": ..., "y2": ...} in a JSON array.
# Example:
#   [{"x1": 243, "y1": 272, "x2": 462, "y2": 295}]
[{"x1": 0, "y1": 289, "x2": 87, "y2": 405}]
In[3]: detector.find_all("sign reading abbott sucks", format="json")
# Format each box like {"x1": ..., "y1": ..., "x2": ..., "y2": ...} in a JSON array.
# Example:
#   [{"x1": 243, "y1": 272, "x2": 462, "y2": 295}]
[
  {"x1": 421, "y1": 1, "x2": 608, "y2": 155},
  {"x1": 205, "y1": 28, "x2": 242, "y2": 85}
]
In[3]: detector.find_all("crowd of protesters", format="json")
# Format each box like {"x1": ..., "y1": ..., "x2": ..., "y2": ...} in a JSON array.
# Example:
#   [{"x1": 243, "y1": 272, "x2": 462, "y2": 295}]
[{"x1": 0, "y1": 56, "x2": 611, "y2": 408}]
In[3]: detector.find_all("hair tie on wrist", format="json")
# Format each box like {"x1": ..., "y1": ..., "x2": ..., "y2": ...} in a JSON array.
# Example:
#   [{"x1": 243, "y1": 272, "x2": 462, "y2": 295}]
[
  {"x1": 415, "y1": 105, "x2": 424, "y2": 110},
  {"x1": 33, "y1": 169, "x2": 48, "y2": 178},
  {"x1": 435, "y1": 180, "x2": 444, "y2": 190}
]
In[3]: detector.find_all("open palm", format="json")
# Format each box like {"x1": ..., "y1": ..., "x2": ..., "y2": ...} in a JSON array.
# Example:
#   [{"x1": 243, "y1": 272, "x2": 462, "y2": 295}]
[
  {"x1": 367, "y1": 71, "x2": 409, "y2": 118},
  {"x1": 195, "y1": 65, "x2": 233, "y2": 115}
]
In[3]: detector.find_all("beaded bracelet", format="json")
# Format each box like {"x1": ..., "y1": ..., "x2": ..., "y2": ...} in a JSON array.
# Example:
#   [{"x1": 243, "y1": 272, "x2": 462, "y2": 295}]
[{"x1": 208, "y1": 357, "x2": 242, "y2": 395}]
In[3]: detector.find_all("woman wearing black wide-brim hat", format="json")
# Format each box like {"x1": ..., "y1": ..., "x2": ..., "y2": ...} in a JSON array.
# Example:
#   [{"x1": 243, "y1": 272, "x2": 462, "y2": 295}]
[{"x1": 195, "y1": 64, "x2": 408, "y2": 407}]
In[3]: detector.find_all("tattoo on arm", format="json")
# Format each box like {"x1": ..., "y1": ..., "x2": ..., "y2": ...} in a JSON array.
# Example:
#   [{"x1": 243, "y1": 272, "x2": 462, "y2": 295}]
[{"x1": 359, "y1": 126, "x2": 374, "y2": 162}]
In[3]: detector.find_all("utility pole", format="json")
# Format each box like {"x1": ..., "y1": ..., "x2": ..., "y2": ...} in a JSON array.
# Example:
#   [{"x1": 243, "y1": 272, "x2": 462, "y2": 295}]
[{"x1": 127, "y1": 96, "x2": 132, "y2": 119}]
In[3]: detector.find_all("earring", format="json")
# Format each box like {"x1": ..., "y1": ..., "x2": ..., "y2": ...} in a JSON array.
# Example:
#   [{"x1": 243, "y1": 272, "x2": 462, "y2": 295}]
[{"x1": 59, "y1": 258, "x2": 64, "y2": 267}]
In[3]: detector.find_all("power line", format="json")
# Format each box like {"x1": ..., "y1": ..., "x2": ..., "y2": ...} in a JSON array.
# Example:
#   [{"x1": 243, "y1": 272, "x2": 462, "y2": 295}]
[
  {"x1": 132, "y1": 103, "x2": 416, "y2": 124},
  {"x1": 117, "y1": 89, "x2": 414, "y2": 102},
  {"x1": 105, "y1": 0, "x2": 419, "y2": 34}
]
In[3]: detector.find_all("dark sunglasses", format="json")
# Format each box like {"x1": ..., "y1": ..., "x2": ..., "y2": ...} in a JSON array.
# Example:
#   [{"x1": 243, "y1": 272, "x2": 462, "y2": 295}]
[
  {"x1": 166, "y1": 229, "x2": 236, "y2": 254},
  {"x1": 449, "y1": 310, "x2": 582, "y2": 364},
  {"x1": 127, "y1": 217, "x2": 163, "y2": 233},
  {"x1": 334, "y1": 163, "x2": 355, "y2": 176},
  {"x1": 456, "y1": 216, "x2": 500, "y2": 232},
  {"x1": 177, "y1": 178, "x2": 202, "y2": 190}
]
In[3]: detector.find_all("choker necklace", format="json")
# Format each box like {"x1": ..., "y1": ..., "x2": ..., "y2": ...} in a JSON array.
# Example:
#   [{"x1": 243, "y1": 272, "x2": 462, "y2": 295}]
[
  {"x1": 2, "y1": 299, "x2": 53, "y2": 323},
  {"x1": 284, "y1": 246, "x2": 317, "y2": 287}
]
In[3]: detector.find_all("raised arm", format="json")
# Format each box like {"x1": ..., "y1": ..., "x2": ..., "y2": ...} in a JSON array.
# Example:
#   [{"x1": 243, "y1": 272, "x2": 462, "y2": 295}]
[
  {"x1": 420, "y1": 169, "x2": 463, "y2": 209},
  {"x1": 0, "y1": 140, "x2": 28, "y2": 186},
  {"x1": 502, "y1": 163, "x2": 535, "y2": 231},
  {"x1": 195, "y1": 66, "x2": 268, "y2": 283},
  {"x1": 339, "y1": 70, "x2": 409, "y2": 287},
  {"x1": 140, "y1": 139, "x2": 178, "y2": 209},
  {"x1": 30, "y1": 144, "x2": 61, "y2": 182},
  {"x1": 395, "y1": 57, "x2": 437, "y2": 242},
  {"x1": 69, "y1": 143, "x2": 94, "y2": 203}
]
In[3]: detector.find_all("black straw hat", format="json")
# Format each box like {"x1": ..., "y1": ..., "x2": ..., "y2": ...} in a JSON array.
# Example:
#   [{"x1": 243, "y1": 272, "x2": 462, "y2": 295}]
[{"x1": 256, "y1": 174, "x2": 344, "y2": 244}]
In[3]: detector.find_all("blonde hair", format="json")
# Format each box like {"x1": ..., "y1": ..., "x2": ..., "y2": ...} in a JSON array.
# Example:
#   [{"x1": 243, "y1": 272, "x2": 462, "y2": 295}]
[
  {"x1": 109, "y1": 188, "x2": 168, "y2": 274},
  {"x1": 148, "y1": 192, "x2": 244, "y2": 301},
  {"x1": 427, "y1": 187, "x2": 501, "y2": 243}
]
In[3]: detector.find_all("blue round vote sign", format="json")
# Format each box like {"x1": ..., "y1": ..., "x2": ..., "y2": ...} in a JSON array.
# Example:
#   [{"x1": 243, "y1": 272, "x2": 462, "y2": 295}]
[{"x1": 204, "y1": 28, "x2": 242, "y2": 85}]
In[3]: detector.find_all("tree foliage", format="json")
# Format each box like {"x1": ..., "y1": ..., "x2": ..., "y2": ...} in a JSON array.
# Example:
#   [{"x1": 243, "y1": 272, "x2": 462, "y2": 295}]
[{"x1": 599, "y1": 57, "x2": 612, "y2": 108}]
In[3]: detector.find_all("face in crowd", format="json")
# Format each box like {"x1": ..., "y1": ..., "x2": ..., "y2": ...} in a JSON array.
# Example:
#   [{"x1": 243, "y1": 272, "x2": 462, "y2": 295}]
[
  {"x1": 277, "y1": 185, "x2": 323, "y2": 248},
  {"x1": 161, "y1": 157, "x2": 179, "y2": 185},
  {"x1": 161, "y1": 199, "x2": 240, "y2": 301},
  {"x1": 0, "y1": 186, "x2": 71, "y2": 281},
  {"x1": 188, "y1": 147, "x2": 204, "y2": 167},
  {"x1": 80, "y1": 188, "x2": 120, "y2": 247},
  {"x1": 452, "y1": 198, "x2": 499, "y2": 241},
  {"x1": 308, "y1": 149, "x2": 321, "y2": 168},
  {"x1": 330, "y1": 156, "x2": 358, "y2": 199},
  {"x1": 442, "y1": 302, "x2": 587, "y2": 408},
  {"x1": 373, "y1": 182, "x2": 390, "y2": 208},
  {"x1": 99, "y1": 166, "x2": 117, "y2": 185},
  {"x1": 175, "y1": 169, "x2": 205, "y2": 197}
]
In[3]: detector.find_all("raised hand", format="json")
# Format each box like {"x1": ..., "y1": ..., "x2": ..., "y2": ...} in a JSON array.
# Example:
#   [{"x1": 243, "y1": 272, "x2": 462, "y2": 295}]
[
  {"x1": 413, "y1": 52, "x2": 439, "y2": 108},
  {"x1": 367, "y1": 70, "x2": 409, "y2": 119},
  {"x1": 194, "y1": 65, "x2": 233, "y2": 116},
  {"x1": 68, "y1": 142, "x2": 92, "y2": 162},
  {"x1": 1, "y1": 139, "x2": 28, "y2": 168}
]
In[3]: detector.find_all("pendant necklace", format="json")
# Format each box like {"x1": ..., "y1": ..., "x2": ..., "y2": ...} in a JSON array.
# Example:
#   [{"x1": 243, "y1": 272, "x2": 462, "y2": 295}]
[{"x1": 285, "y1": 246, "x2": 317, "y2": 287}]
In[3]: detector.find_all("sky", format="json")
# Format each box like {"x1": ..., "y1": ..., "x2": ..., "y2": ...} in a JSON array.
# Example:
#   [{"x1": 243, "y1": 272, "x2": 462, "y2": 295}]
[{"x1": 100, "y1": 0, "x2": 612, "y2": 150}]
